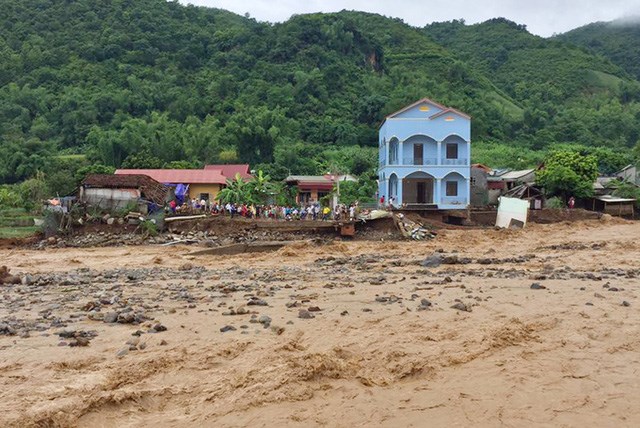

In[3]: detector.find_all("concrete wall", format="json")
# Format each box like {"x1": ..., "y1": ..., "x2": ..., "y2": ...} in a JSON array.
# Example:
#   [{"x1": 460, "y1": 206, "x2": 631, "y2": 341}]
[
  {"x1": 188, "y1": 184, "x2": 222, "y2": 202},
  {"x1": 471, "y1": 167, "x2": 489, "y2": 206},
  {"x1": 440, "y1": 172, "x2": 469, "y2": 208},
  {"x1": 442, "y1": 135, "x2": 469, "y2": 163},
  {"x1": 378, "y1": 100, "x2": 471, "y2": 209},
  {"x1": 488, "y1": 189, "x2": 502, "y2": 205},
  {"x1": 381, "y1": 113, "x2": 471, "y2": 142},
  {"x1": 82, "y1": 188, "x2": 141, "y2": 211},
  {"x1": 402, "y1": 135, "x2": 438, "y2": 164}
]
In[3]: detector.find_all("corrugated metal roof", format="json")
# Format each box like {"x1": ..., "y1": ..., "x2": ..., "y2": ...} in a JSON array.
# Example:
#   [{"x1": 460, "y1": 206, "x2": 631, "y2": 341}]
[
  {"x1": 595, "y1": 196, "x2": 637, "y2": 203},
  {"x1": 115, "y1": 169, "x2": 227, "y2": 185},
  {"x1": 284, "y1": 175, "x2": 332, "y2": 183},
  {"x1": 498, "y1": 169, "x2": 535, "y2": 180}
]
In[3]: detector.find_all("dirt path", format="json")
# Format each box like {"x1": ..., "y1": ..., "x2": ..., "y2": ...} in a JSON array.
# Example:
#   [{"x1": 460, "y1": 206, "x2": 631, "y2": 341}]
[{"x1": 0, "y1": 218, "x2": 638, "y2": 427}]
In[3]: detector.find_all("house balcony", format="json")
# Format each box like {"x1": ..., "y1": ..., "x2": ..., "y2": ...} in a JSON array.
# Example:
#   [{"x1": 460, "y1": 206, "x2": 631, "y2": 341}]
[
  {"x1": 403, "y1": 157, "x2": 438, "y2": 166},
  {"x1": 441, "y1": 158, "x2": 468, "y2": 166},
  {"x1": 381, "y1": 157, "x2": 469, "y2": 167}
]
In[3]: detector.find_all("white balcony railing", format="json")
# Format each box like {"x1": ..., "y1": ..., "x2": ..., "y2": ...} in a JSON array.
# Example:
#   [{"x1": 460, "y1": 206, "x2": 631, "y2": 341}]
[
  {"x1": 382, "y1": 157, "x2": 469, "y2": 167},
  {"x1": 402, "y1": 157, "x2": 439, "y2": 166},
  {"x1": 441, "y1": 158, "x2": 468, "y2": 166}
]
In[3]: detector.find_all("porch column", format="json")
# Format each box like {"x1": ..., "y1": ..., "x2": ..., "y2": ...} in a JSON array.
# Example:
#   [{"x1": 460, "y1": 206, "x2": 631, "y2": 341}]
[
  {"x1": 379, "y1": 179, "x2": 386, "y2": 206},
  {"x1": 399, "y1": 140, "x2": 404, "y2": 165},
  {"x1": 396, "y1": 178, "x2": 403, "y2": 206},
  {"x1": 435, "y1": 178, "x2": 442, "y2": 205},
  {"x1": 466, "y1": 177, "x2": 471, "y2": 207},
  {"x1": 386, "y1": 139, "x2": 390, "y2": 165},
  {"x1": 437, "y1": 141, "x2": 442, "y2": 165},
  {"x1": 466, "y1": 140, "x2": 471, "y2": 165}
]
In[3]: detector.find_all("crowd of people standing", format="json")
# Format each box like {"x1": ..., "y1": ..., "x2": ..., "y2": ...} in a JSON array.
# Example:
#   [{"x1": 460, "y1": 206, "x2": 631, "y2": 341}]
[{"x1": 168, "y1": 198, "x2": 362, "y2": 222}]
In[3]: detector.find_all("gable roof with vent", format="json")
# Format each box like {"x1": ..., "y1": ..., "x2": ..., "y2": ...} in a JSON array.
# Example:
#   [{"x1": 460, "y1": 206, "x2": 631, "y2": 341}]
[{"x1": 380, "y1": 97, "x2": 471, "y2": 128}]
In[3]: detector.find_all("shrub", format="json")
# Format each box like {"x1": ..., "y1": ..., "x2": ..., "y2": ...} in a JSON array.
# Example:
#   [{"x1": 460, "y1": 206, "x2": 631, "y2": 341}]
[{"x1": 545, "y1": 197, "x2": 565, "y2": 209}]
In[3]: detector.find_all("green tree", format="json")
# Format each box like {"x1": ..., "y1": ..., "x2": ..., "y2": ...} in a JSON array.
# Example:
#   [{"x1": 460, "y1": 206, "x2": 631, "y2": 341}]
[
  {"x1": 613, "y1": 182, "x2": 640, "y2": 208},
  {"x1": 536, "y1": 150, "x2": 598, "y2": 201},
  {"x1": 216, "y1": 174, "x2": 254, "y2": 205},
  {"x1": 0, "y1": 187, "x2": 23, "y2": 207}
]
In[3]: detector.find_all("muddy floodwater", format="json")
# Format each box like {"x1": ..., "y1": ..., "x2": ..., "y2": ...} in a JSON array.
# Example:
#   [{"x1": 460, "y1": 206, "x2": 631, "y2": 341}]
[{"x1": 1, "y1": 218, "x2": 639, "y2": 427}]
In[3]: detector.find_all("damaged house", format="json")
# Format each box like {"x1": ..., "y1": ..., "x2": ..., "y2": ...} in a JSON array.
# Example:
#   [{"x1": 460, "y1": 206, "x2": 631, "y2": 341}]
[{"x1": 79, "y1": 174, "x2": 170, "y2": 213}]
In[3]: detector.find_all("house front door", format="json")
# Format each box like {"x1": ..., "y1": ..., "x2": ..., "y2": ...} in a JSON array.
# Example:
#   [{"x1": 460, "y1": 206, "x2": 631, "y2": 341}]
[{"x1": 417, "y1": 182, "x2": 426, "y2": 203}]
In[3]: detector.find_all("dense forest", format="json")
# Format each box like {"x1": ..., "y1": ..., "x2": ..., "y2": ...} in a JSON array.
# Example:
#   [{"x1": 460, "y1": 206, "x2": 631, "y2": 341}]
[
  {"x1": 1, "y1": 0, "x2": 640, "y2": 197},
  {"x1": 557, "y1": 18, "x2": 640, "y2": 81}
]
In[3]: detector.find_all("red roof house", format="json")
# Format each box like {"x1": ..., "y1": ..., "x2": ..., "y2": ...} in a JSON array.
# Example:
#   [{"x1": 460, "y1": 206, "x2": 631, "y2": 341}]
[{"x1": 204, "y1": 164, "x2": 252, "y2": 181}]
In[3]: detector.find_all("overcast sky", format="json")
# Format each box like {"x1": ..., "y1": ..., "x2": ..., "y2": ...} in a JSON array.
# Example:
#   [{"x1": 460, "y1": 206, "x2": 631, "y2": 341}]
[{"x1": 180, "y1": 0, "x2": 640, "y2": 37}]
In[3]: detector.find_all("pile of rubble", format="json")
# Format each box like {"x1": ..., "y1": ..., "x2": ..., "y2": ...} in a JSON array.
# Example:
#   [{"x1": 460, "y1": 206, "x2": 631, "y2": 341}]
[
  {"x1": 35, "y1": 227, "x2": 326, "y2": 249},
  {"x1": 394, "y1": 213, "x2": 437, "y2": 240}
]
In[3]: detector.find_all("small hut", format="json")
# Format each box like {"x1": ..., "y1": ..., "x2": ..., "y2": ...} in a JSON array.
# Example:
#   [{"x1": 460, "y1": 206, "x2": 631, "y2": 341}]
[{"x1": 590, "y1": 195, "x2": 636, "y2": 217}]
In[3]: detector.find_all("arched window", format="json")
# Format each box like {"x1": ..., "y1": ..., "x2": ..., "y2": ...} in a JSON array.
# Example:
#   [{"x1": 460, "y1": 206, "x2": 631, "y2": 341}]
[
  {"x1": 389, "y1": 138, "x2": 399, "y2": 165},
  {"x1": 389, "y1": 174, "x2": 398, "y2": 199}
]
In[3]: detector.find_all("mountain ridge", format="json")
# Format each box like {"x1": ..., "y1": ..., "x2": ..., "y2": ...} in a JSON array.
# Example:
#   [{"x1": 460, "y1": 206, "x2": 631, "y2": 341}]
[{"x1": 0, "y1": 0, "x2": 638, "y2": 188}]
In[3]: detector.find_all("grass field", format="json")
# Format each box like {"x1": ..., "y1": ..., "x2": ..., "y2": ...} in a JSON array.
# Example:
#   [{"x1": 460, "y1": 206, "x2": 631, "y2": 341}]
[
  {"x1": 0, "y1": 208, "x2": 41, "y2": 238},
  {"x1": 0, "y1": 226, "x2": 40, "y2": 239}
]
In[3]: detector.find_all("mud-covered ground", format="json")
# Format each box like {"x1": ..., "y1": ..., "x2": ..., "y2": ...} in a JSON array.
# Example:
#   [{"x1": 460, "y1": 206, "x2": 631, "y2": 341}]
[{"x1": 0, "y1": 218, "x2": 638, "y2": 427}]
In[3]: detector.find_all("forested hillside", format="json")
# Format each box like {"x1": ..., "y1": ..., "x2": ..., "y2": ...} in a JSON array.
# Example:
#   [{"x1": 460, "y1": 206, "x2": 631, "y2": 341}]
[
  {"x1": 427, "y1": 19, "x2": 640, "y2": 151},
  {"x1": 557, "y1": 19, "x2": 640, "y2": 80},
  {"x1": 1, "y1": 0, "x2": 639, "y2": 195}
]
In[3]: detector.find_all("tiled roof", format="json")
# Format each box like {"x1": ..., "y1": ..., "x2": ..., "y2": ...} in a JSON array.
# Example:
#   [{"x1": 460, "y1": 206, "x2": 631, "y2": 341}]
[
  {"x1": 385, "y1": 98, "x2": 448, "y2": 118},
  {"x1": 115, "y1": 169, "x2": 226, "y2": 185},
  {"x1": 204, "y1": 164, "x2": 252, "y2": 180},
  {"x1": 429, "y1": 107, "x2": 471, "y2": 120},
  {"x1": 498, "y1": 169, "x2": 535, "y2": 180}
]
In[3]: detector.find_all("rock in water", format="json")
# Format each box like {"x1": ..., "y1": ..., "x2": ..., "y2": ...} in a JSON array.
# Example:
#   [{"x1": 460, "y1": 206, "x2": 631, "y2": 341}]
[
  {"x1": 450, "y1": 302, "x2": 471, "y2": 312},
  {"x1": 103, "y1": 312, "x2": 119, "y2": 323},
  {"x1": 298, "y1": 310, "x2": 315, "y2": 319},
  {"x1": 69, "y1": 337, "x2": 90, "y2": 347},
  {"x1": 153, "y1": 323, "x2": 167, "y2": 332},
  {"x1": 258, "y1": 315, "x2": 272, "y2": 325},
  {"x1": 421, "y1": 254, "x2": 442, "y2": 268}
]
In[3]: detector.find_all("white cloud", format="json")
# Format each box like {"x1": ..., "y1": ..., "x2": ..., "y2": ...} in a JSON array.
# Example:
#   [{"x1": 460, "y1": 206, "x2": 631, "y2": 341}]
[{"x1": 180, "y1": 0, "x2": 640, "y2": 36}]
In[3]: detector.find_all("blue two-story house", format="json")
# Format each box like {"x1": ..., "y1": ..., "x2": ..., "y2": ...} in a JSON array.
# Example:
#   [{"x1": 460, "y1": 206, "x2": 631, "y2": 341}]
[{"x1": 378, "y1": 98, "x2": 471, "y2": 210}]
